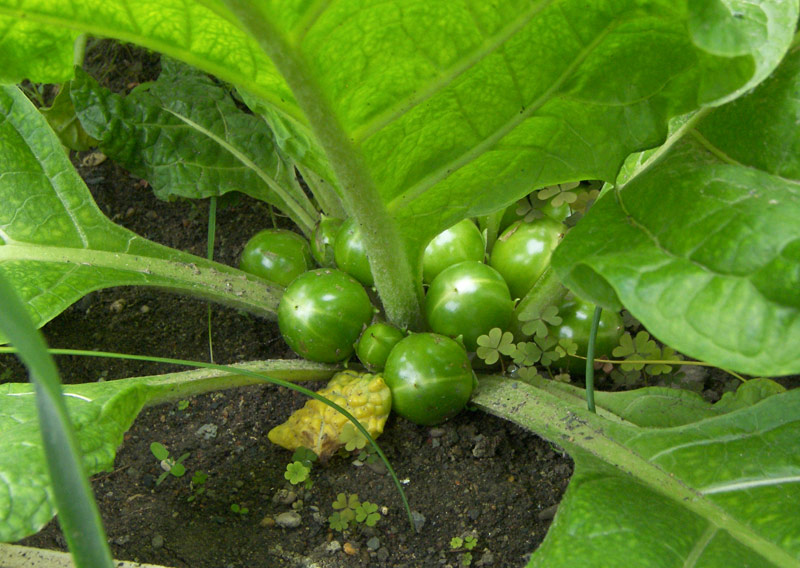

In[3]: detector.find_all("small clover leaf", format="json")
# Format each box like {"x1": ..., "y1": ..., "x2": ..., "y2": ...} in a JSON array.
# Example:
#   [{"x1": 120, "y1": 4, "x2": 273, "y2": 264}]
[
  {"x1": 511, "y1": 341, "x2": 542, "y2": 367},
  {"x1": 537, "y1": 182, "x2": 579, "y2": 207},
  {"x1": 339, "y1": 422, "x2": 368, "y2": 451},
  {"x1": 517, "y1": 366, "x2": 541, "y2": 381},
  {"x1": 612, "y1": 331, "x2": 658, "y2": 371},
  {"x1": 571, "y1": 187, "x2": 600, "y2": 213},
  {"x1": 536, "y1": 335, "x2": 562, "y2": 366},
  {"x1": 476, "y1": 328, "x2": 515, "y2": 364},
  {"x1": 464, "y1": 536, "x2": 478, "y2": 550},
  {"x1": 291, "y1": 446, "x2": 318, "y2": 467},
  {"x1": 645, "y1": 346, "x2": 683, "y2": 376},
  {"x1": 555, "y1": 337, "x2": 578, "y2": 359},
  {"x1": 285, "y1": 461, "x2": 311, "y2": 485},
  {"x1": 518, "y1": 304, "x2": 561, "y2": 338},
  {"x1": 553, "y1": 372, "x2": 571, "y2": 383},
  {"x1": 328, "y1": 512, "x2": 350, "y2": 531},
  {"x1": 450, "y1": 537, "x2": 464, "y2": 549},
  {"x1": 355, "y1": 501, "x2": 381, "y2": 526}
]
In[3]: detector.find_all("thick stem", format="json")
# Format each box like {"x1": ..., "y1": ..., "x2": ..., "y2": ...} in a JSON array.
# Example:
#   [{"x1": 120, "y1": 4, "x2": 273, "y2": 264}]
[{"x1": 221, "y1": 1, "x2": 423, "y2": 328}]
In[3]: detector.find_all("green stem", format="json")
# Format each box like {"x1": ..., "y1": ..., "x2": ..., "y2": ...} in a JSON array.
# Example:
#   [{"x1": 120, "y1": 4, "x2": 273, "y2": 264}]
[
  {"x1": 0, "y1": 244, "x2": 282, "y2": 319},
  {"x1": 584, "y1": 306, "x2": 602, "y2": 413},
  {"x1": 206, "y1": 197, "x2": 217, "y2": 363},
  {"x1": 220, "y1": 0, "x2": 422, "y2": 329}
]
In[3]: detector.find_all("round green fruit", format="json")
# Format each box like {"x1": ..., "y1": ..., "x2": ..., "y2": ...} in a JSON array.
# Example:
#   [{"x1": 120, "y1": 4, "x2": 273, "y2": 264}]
[
  {"x1": 424, "y1": 261, "x2": 514, "y2": 351},
  {"x1": 239, "y1": 229, "x2": 312, "y2": 287},
  {"x1": 548, "y1": 296, "x2": 624, "y2": 374},
  {"x1": 383, "y1": 333, "x2": 475, "y2": 425},
  {"x1": 422, "y1": 219, "x2": 485, "y2": 284},
  {"x1": 277, "y1": 268, "x2": 374, "y2": 363},
  {"x1": 356, "y1": 322, "x2": 405, "y2": 371},
  {"x1": 310, "y1": 216, "x2": 343, "y2": 267},
  {"x1": 489, "y1": 219, "x2": 565, "y2": 300},
  {"x1": 334, "y1": 218, "x2": 374, "y2": 286}
]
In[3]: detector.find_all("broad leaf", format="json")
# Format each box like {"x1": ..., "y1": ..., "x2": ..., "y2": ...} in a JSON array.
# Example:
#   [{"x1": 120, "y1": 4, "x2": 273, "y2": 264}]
[
  {"x1": 0, "y1": 360, "x2": 336, "y2": 542},
  {"x1": 552, "y1": 47, "x2": 800, "y2": 376},
  {"x1": 0, "y1": 0, "x2": 795, "y2": 325},
  {"x1": 0, "y1": 85, "x2": 281, "y2": 338},
  {"x1": 70, "y1": 60, "x2": 318, "y2": 235},
  {"x1": 473, "y1": 377, "x2": 800, "y2": 567}
]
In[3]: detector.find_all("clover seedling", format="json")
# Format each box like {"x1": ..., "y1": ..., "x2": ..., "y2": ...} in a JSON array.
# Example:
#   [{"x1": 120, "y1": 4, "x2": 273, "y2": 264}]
[
  {"x1": 284, "y1": 461, "x2": 311, "y2": 487},
  {"x1": 328, "y1": 492, "x2": 382, "y2": 532},
  {"x1": 355, "y1": 501, "x2": 381, "y2": 527},
  {"x1": 149, "y1": 442, "x2": 189, "y2": 485},
  {"x1": 339, "y1": 422, "x2": 368, "y2": 452},
  {"x1": 187, "y1": 470, "x2": 208, "y2": 502},
  {"x1": 285, "y1": 446, "x2": 317, "y2": 488},
  {"x1": 450, "y1": 535, "x2": 478, "y2": 566},
  {"x1": 230, "y1": 503, "x2": 249, "y2": 516}
]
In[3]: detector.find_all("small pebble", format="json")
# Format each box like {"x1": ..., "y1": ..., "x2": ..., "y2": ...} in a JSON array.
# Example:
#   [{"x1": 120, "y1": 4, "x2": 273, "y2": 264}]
[
  {"x1": 151, "y1": 534, "x2": 164, "y2": 549},
  {"x1": 377, "y1": 547, "x2": 390, "y2": 562},
  {"x1": 326, "y1": 540, "x2": 341, "y2": 554},
  {"x1": 411, "y1": 510, "x2": 426, "y2": 532},
  {"x1": 476, "y1": 550, "x2": 495, "y2": 566},
  {"x1": 275, "y1": 511, "x2": 302, "y2": 529},
  {"x1": 343, "y1": 542, "x2": 358, "y2": 556},
  {"x1": 195, "y1": 423, "x2": 218, "y2": 440},
  {"x1": 272, "y1": 489, "x2": 297, "y2": 505},
  {"x1": 537, "y1": 504, "x2": 559, "y2": 521},
  {"x1": 366, "y1": 536, "x2": 381, "y2": 550},
  {"x1": 259, "y1": 516, "x2": 275, "y2": 528},
  {"x1": 429, "y1": 427, "x2": 446, "y2": 438}
]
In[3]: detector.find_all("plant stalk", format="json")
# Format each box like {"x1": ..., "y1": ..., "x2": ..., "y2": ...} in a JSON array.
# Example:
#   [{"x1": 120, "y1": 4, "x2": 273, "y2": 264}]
[{"x1": 220, "y1": 0, "x2": 423, "y2": 328}]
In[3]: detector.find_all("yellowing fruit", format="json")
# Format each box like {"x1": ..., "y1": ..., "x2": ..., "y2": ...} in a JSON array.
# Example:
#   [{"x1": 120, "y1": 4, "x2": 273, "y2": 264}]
[{"x1": 267, "y1": 370, "x2": 391, "y2": 459}]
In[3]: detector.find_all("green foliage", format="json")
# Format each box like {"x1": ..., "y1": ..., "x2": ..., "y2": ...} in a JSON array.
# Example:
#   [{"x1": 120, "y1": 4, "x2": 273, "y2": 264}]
[
  {"x1": 284, "y1": 461, "x2": 311, "y2": 486},
  {"x1": 475, "y1": 328, "x2": 515, "y2": 366},
  {"x1": 450, "y1": 535, "x2": 478, "y2": 566},
  {"x1": 230, "y1": 503, "x2": 249, "y2": 516},
  {"x1": 339, "y1": 422, "x2": 368, "y2": 452},
  {"x1": 187, "y1": 470, "x2": 208, "y2": 503},
  {"x1": 149, "y1": 442, "x2": 189, "y2": 485},
  {"x1": 609, "y1": 331, "x2": 685, "y2": 387},
  {"x1": 328, "y1": 493, "x2": 381, "y2": 532}
]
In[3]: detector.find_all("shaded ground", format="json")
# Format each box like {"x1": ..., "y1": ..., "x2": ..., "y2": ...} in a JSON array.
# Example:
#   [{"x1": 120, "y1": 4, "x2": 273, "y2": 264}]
[{"x1": 7, "y1": 153, "x2": 572, "y2": 567}]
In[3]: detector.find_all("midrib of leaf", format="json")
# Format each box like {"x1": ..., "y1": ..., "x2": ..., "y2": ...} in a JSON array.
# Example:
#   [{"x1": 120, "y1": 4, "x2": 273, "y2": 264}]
[
  {"x1": 472, "y1": 377, "x2": 799, "y2": 566},
  {"x1": 221, "y1": 0, "x2": 422, "y2": 328},
  {"x1": 689, "y1": 129, "x2": 750, "y2": 168},
  {"x1": 0, "y1": 4, "x2": 302, "y2": 126},
  {"x1": 683, "y1": 525, "x2": 718, "y2": 568},
  {"x1": 385, "y1": 20, "x2": 618, "y2": 214},
  {"x1": 0, "y1": 244, "x2": 281, "y2": 316},
  {"x1": 161, "y1": 107, "x2": 318, "y2": 233},
  {"x1": 288, "y1": 0, "x2": 330, "y2": 45},
  {"x1": 349, "y1": 0, "x2": 554, "y2": 146}
]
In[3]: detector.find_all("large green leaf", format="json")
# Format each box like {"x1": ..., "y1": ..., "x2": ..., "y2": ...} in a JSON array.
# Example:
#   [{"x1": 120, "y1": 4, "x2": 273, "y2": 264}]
[
  {"x1": 552, "y1": 46, "x2": 800, "y2": 376},
  {"x1": 70, "y1": 60, "x2": 318, "y2": 235},
  {"x1": 0, "y1": 360, "x2": 336, "y2": 542},
  {"x1": 0, "y1": 85, "x2": 282, "y2": 337},
  {"x1": 473, "y1": 377, "x2": 800, "y2": 567},
  {"x1": 0, "y1": 0, "x2": 795, "y2": 326}
]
